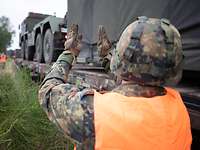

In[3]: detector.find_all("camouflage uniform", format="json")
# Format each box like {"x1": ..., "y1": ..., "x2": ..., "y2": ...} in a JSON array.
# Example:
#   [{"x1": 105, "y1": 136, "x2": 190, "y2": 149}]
[
  {"x1": 39, "y1": 51, "x2": 95, "y2": 149},
  {"x1": 39, "y1": 17, "x2": 183, "y2": 149}
]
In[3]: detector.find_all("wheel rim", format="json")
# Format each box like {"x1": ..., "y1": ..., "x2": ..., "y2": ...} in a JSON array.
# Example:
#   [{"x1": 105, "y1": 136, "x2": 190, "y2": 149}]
[
  {"x1": 45, "y1": 37, "x2": 50, "y2": 58},
  {"x1": 35, "y1": 35, "x2": 42, "y2": 62},
  {"x1": 43, "y1": 29, "x2": 53, "y2": 63}
]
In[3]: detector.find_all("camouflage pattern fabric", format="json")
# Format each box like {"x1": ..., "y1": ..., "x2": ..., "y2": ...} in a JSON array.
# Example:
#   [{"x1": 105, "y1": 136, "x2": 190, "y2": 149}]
[
  {"x1": 97, "y1": 25, "x2": 112, "y2": 57},
  {"x1": 39, "y1": 18, "x2": 183, "y2": 149},
  {"x1": 39, "y1": 52, "x2": 95, "y2": 149},
  {"x1": 39, "y1": 51, "x2": 167, "y2": 150},
  {"x1": 110, "y1": 17, "x2": 183, "y2": 86},
  {"x1": 97, "y1": 25, "x2": 113, "y2": 72},
  {"x1": 113, "y1": 83, "x2": 166, "y2": 97}
]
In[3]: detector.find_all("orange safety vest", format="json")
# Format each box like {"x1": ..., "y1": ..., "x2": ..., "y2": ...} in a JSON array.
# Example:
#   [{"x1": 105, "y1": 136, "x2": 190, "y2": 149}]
[
  {"x1": 0, "y1": 56, "x2": 2, "y2": 62},
  {"x1": 0, "y1": 55, "x2": 6, "y2": 62},
  {"x1": 93, "y1": 87, "x2": 192, "y2": 150}
]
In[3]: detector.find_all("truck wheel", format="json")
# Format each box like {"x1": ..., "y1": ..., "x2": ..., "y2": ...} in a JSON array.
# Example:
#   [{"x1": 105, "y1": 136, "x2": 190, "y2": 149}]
[
  {"x1": 21, "y1": 40, "x2": 26, "y2": 59},
  {"x1": 24, "y1": 40, "x2": 29, "y2": 60},
  {"x1": 25, "y1": 40, "x2": 35, "y2": 61},
  {"x1": 43, "y1": 29, "x2": 55, "y2": 63},
  {"x1": 35, "y1": 34, "x2": 43, "y2": 62}
]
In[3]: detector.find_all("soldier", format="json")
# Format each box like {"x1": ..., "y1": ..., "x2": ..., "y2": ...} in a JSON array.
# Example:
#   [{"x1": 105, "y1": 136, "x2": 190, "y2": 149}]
[{"x1": 39, "y1": 17, "x2": 192, "y2": 149}]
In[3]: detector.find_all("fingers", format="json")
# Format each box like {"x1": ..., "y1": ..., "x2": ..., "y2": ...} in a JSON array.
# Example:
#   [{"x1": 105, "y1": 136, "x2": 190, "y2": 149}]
[
  {"x1": 64, "y1": 24, "x2": 82, "y2": 52},
  {"x1": 70, "y1": 24, "x2": 78, "y2": 37},
  {"x1": 66, "y1": 24, "x2": 78, "y2": 41},
  {"x1": 64, "y1": 38, "x2": 74, "y2": 50},
  {"x1": 98, "y1": 25, "x2": 103, "y2": 41},
  {"x1": 76, "y1": 34, "x2": 82, "y2": 50},
  {"x1": 98, "y1": 25, "x2": 112, "y2": 57},
  {"x1": 64, "y1": 24, "x2": 83, "y2": 57}
]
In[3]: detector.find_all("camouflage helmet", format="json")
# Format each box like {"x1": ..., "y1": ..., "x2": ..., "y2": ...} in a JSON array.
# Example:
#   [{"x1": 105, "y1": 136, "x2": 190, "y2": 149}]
[{"x1": 110, "y1": 16, "x2": 183, "y2": 86}]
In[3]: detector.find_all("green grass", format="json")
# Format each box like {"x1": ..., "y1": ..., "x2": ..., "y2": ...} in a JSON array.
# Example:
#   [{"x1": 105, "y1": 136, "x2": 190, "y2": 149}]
[{"x1": 0, "y1": 64, "x2": 73, "y2": 150}]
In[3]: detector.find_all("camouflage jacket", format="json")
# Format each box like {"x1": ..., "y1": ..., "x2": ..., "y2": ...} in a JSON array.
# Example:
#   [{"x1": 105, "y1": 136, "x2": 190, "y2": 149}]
[
  {"x1": 39, "y1": 51, "x2": 96, "y2": 149},
  {"x1": 39, "y1": 51, "x2": 166, "y2": 149}
]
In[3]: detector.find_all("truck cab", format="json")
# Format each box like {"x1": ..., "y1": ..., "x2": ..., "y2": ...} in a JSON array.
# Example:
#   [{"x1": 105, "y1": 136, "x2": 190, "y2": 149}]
[
  {"x1": 19, "y1": 12, "x2": 67, "y2": 63},
  {"x1": 19, "y1": 12, "x2": 49, "y2": 60}
]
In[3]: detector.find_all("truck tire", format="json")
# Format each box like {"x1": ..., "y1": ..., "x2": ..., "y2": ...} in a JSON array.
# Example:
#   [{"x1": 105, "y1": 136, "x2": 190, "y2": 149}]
[
  {"x1": 24, "y1": 39, "x2": 29, "y2": 60},
  {"x1": 21, "y1": 41, "x2": 25, "y2": 59},
  {"x1": 25, "y1": 39, "x2": 35, "y2": 61},
  {"x1": 35, "y1": 34, "x2": 43, "y2": 62},
  {"x1": 43, "y1": 29, "x2": 56, "y2": 63}
]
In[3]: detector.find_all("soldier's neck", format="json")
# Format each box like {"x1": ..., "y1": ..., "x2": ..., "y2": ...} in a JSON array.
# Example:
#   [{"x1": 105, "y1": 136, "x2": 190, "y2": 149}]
[{"x1": 113, "y1": 81, "x2": 166, "y2": 98}]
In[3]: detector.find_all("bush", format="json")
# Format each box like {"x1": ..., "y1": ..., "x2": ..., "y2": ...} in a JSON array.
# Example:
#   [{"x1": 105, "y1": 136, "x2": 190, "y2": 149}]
[{"x1": 0, "y1": 69, "x2": 73, "y2": 150}]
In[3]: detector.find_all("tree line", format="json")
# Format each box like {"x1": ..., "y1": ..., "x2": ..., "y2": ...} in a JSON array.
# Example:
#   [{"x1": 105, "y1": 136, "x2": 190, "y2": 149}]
[{"x1": 0, "y1": 16, "x2": 15, "y2": 53}]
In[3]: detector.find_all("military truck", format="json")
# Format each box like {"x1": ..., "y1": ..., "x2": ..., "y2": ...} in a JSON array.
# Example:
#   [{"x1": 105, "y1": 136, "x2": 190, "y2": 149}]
[{"x1": 19, "y1": 12, "x2": 67, "y2": 63}]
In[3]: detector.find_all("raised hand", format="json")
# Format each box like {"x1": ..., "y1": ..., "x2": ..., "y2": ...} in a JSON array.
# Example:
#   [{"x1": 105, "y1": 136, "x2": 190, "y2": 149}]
[
  {"x1": 64, "y1": 24, "x2": 82, "y2": 57},
  {"x1": 97, "y1": 25, "x2": 112, "y2": 57}
]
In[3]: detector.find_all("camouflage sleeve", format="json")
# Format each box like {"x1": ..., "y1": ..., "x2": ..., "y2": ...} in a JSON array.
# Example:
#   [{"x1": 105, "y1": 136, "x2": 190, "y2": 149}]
[{"x1": 38, "y1": 51, "x2": 95, "y2": 147}]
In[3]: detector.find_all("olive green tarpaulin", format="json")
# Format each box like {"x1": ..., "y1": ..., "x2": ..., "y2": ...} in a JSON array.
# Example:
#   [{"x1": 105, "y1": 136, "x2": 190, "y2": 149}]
[{"x1": 68, "y1": 0, "x2": 200, "y2": 71}]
